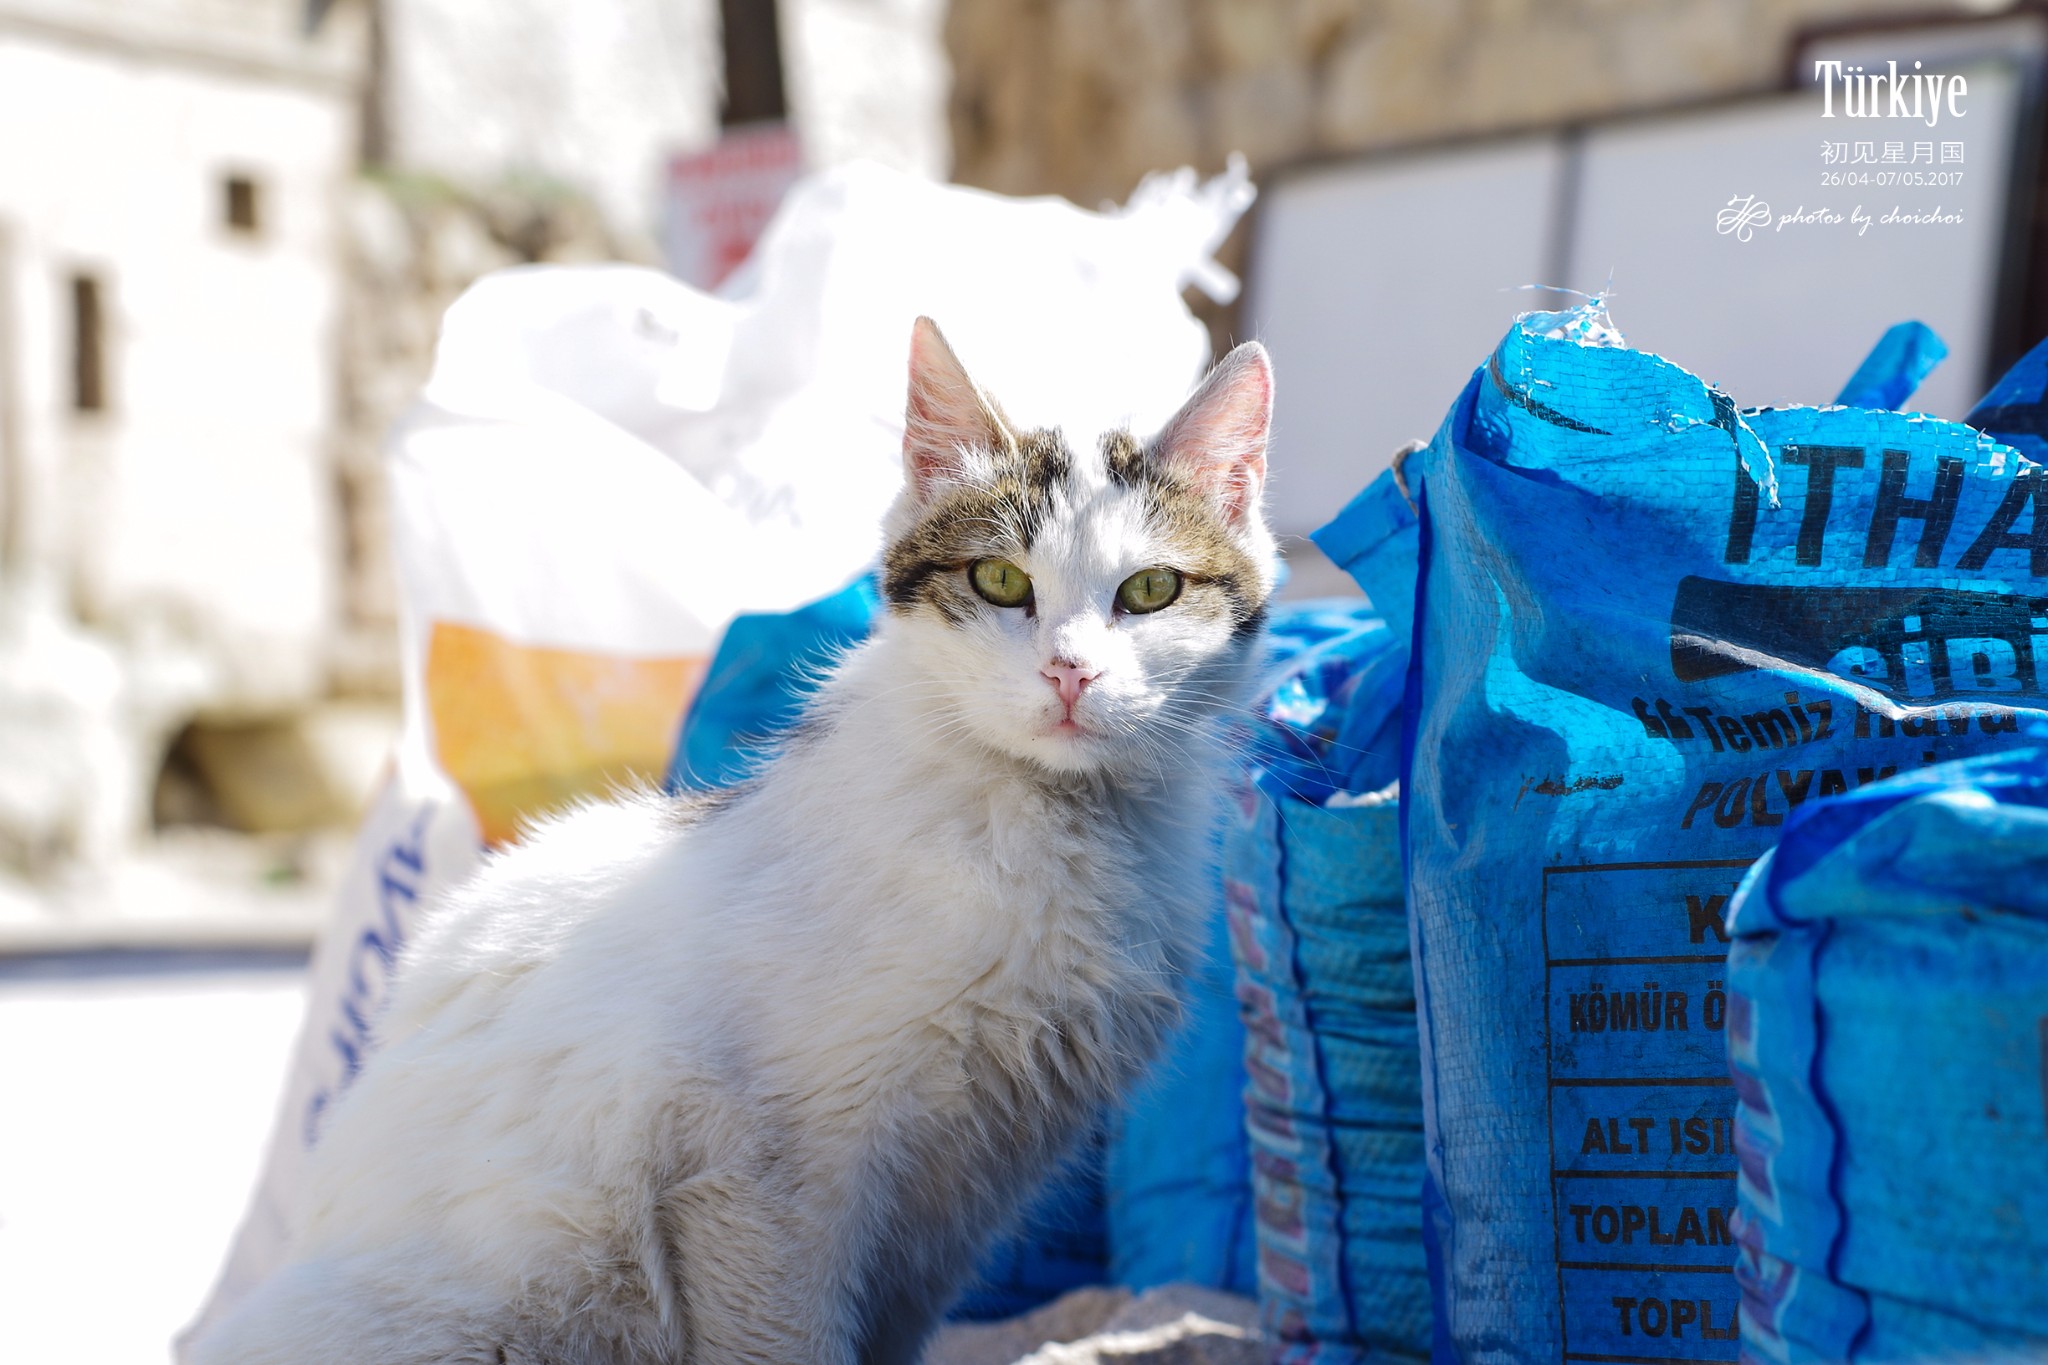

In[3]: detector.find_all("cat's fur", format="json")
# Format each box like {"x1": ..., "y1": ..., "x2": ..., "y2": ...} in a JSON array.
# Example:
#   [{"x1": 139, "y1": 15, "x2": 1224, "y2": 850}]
[{"x1": 191, "y1": 319, "x2": 1277, "y2": 1365}]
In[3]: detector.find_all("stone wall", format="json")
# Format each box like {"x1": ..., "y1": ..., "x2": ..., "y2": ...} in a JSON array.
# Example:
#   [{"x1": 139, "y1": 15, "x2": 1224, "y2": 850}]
[
  {"x1": 329, "y1": 170, "x2": 629, "y2": 699},
  {"x1": 946, "y1": 0, "x2": 1947, "y2": 207}
]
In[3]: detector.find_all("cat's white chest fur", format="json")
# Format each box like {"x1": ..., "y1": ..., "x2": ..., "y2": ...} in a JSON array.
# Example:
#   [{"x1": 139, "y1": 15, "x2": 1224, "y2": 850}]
[{"x1": 259, "y1": 665, "x2": 1209, "y2": 1363}]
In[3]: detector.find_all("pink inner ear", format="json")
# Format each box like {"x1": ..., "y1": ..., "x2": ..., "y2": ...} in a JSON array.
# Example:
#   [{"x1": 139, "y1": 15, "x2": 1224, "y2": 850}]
[
  {"x1": 902, "y1": 317, "x2": 1009, "y2": 497},
  {"x1": 1153, "y1": 342, "x2": 1272, "y2": 523},
  {"x1": 904, "y1": 384, "x2": 955, "y2": 485}
]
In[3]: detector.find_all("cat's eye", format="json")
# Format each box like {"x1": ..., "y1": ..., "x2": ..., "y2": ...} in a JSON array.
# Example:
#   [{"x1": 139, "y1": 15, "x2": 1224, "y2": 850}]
[
  {"x1": 1117, "y1": 567, "x2": 1183, "y2": 614},
  {"x1": 969, "y1": 558, "x2": 1033, "y2": 608}
]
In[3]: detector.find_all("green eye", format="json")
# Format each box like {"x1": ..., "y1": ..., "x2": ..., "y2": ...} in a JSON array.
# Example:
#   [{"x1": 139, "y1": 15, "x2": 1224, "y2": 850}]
[
  {"x1": 969, "y1": 558, "x2": 1033, "y2": 607},
  {"x1": 1117, "y1": 567, "x2": 1183, "y2": 614}
]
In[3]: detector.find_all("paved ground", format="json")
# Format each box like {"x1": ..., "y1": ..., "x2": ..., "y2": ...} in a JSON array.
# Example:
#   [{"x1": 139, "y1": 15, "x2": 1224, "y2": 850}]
[
  {"x1": 0, "y1": 950, "x2": 1273, "y2": 1365},
  {"x1": 0, "y1": 949, "x2": 309, "y2": 1365}
]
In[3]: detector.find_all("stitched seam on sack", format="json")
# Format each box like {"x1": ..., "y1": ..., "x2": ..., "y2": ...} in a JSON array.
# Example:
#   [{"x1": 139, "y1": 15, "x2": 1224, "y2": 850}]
[
  {"x1": 1401, "y1": 477, "x2": 1455, "y2": 1355},
  {"x1": 1809, "y1": 916, "x2": 1875, "y2": 1356},
  {"x1": 1276, "y1": 799, "x2": 1362, "y2": 1350}
]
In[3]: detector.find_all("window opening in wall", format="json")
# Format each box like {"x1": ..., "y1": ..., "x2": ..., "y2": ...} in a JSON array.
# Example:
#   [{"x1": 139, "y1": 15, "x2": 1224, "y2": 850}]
[
  {"x1": 69, "y1": 273, "x2": 105, "y2": 414},
  {"x1": 719, "y1": 0, "x2": 788, "y2": 127},
  {"x1": 223, "y1": 174, "x2": 262, "y2": 235}
]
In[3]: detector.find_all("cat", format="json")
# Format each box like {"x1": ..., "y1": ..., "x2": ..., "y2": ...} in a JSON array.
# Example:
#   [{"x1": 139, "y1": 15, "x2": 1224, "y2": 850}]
[{"x1": 190, "y1": 317, "x2": 1277, "y2": 1365}]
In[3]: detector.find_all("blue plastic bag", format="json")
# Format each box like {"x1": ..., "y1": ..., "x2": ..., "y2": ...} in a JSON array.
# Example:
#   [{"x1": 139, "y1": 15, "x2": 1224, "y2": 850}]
[
  {"x1": 1225, "y1": 602, "x2": 1427, "y2": 1362},
  {"x1": 949, "y1": 1129, "x2": 1111, "y2": 1321},
  {"x1": 1968, "y1": 327, "x2": 2048, "y2": 462},
  {"x1": 1726, "y1": 749, "x2": 2048, "y2": 1362},
  {"x1": 667, "y1": 574, "x2": 879, "y2": 791},
  {"x1": 1316, "y1": 311, "x2": 2048, "y2": 1363}
]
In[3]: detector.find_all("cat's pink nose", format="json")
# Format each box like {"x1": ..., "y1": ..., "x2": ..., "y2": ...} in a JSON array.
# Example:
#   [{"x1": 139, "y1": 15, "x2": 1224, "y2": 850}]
[{"x1": 1041, "y1": 662, "x2": 1099, "y2": 711}]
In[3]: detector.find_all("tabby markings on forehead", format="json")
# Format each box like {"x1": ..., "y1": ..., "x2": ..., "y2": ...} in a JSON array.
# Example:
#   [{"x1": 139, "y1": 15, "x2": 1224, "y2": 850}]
[
  {"x1": 1018, "y1": 429, "x2": 1072, "y2": 495},
  {"x1": 1102, "y1": 430, "x2": 1150, "y2": 490},
  {"x1": 1104, "y1": 430, "x2": 1266, "y2": 638},
  {"x1": 885, "y1": 427, "x2": 1076, "y2": 618},
  {"x1": 885, "y1": 425, "x2": 1266, "y2": 638}
]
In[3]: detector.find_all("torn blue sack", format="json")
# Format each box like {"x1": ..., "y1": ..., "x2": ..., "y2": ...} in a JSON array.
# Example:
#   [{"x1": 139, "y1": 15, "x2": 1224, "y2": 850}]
[
  {"x1": 1726, "y1": 748, "x2": 2048, "y2": 1362},
  {"x1": 1315, "y1": 310, "x2": 2048, "y2": 1363}
]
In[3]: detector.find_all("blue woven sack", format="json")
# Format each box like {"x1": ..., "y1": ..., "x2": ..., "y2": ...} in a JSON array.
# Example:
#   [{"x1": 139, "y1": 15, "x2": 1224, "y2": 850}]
[
  {"x1": 1726, "y1": 749, "x2": 2048, "y2": 1362},
  {"x1": 1225, "y1": 603, "x2": 1428, "y2": 1362},
  {"x1": 1107, "y1": 602, "x2": 1401, "y2": 1301},
  {"x1": 1315, "y1": 309, "x2": 2048, "y2": 1363}
]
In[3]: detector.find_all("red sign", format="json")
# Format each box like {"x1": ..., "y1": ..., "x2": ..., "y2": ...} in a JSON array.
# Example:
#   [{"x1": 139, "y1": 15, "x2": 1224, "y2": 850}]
[{"x1": 663, "y1": 123, "x2": 804, "y2": 290}]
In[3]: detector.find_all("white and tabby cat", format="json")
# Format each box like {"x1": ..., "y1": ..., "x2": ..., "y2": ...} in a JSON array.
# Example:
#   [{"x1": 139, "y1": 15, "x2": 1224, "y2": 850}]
[{"x1": 192, "y1": 318, "x2": 1277, "y2": 1365}]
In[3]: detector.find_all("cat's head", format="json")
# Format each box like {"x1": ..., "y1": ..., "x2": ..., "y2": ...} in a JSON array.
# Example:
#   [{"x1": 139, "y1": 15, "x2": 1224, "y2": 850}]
[{"x1": 879, "y1": 317, "x2": 1276, "y2": 778}]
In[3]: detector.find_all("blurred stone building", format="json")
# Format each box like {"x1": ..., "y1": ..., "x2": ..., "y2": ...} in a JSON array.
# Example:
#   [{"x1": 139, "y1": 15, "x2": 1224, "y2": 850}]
[
  {"x1": 0, "y1": 0, "x2": 946, "y2": 910},
  {"x1": 0, "y1": 0, "x2": 368, "y2": 876}
]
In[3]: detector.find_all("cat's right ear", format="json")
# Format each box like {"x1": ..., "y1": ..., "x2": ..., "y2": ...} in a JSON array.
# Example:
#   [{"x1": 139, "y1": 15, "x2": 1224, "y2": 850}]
[
  {"x1": 1149, "y1": 341, "x2": 1271, "y2": 528},
  {"x1": 903, "y1": 317, "x2": 1016, "y2": 501}
]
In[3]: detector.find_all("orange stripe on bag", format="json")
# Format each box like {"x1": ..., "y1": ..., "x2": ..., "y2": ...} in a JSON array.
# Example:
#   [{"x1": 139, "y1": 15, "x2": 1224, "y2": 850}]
[{"x1": 425, "y1": 621, "x2": 708, "y2": 847}]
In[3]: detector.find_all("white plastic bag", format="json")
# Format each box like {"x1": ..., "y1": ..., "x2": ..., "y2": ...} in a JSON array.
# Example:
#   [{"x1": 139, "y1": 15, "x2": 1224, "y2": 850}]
[{"x1": 182, "y1": 157, "x2": 1254, "y2": 1352}]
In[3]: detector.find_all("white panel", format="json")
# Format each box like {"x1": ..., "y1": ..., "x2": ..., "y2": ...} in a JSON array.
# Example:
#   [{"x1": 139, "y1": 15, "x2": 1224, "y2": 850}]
[
  {"x1": 1566, "y1": 63, "x2": 2025, "y2": 419},
  {"x1": 1245, "y1": 138, "x2": 1565, "y2": 536}
]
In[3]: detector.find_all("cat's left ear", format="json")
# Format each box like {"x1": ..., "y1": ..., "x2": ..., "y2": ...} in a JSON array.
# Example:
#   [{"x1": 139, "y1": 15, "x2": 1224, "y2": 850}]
[{"x1": 1149, "y1": 342, "x2": 1271, "y2": 527}]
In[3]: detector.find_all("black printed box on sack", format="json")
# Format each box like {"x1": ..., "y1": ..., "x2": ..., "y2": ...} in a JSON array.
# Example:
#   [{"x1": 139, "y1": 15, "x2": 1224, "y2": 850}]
[{"x1": 1313, "y1": 309, "x2": 2048, "y2": 1365}]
